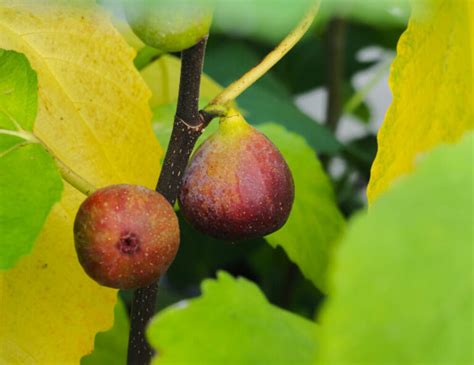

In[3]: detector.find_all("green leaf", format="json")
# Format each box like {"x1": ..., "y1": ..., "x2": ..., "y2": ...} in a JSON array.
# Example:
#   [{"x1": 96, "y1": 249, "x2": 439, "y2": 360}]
[
  {"x1": 317, "y1": 132, "x2": 474, "y2": 364},
  {"x1": 0, "y1": 49, "x2": 37, "y2": 132},
  {"x1": 81, "y1": 298, "x2": 129, "y2": 365},
  {"x1": 257, "y1": 123, "x2": 346, "y2": 293},
  {"x1": 147, "y1": 271, "x2": 319, "y2": 365},
  {"x1": 0, "y1": 49, "x2": 63, "y2": 269},
  {"x1": 0, "y1": 143, "x2": 63, "y2": 269},
  {"x1": 204, "y1": 40, "x2": 342, "y2": 154}
]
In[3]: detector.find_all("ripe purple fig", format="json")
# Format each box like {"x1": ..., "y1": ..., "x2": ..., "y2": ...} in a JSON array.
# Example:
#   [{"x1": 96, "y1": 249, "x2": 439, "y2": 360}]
[
  {"x1": 178, "y1": 110, "x2": 294, "y2": 241},
  {"x1": 74, "y1": 184, "x2": 179, "y2": 289}
]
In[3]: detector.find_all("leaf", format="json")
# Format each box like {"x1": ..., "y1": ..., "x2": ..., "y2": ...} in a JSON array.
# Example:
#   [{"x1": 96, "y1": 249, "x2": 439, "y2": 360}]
[
  {"x1": 317, "y1": 133, "x2": 473, "y2": 364},
  {"x1": 0, "y1": 143, "x2": 63, "y2": 269},
  {"x1": 258, "y1": 123, "x2": 345, "y2": 292},
  {"x1": 147, "y1": 271, "x2": 319, "y2": 365},
  {"x1": 0, "y1": 49, "x2": 37, "y2": 132},
  {"x1": 0, "y1": 2, "x2": 161, "y2": 363},
  {"x1": 0, "y1": 50, "x2": 63, "y2": 269},
  {"x1": 367, "y1": 0, "x2": 474, "y2": 202},
  {"x1": 81, "y1": 298, "x2": 130, "y2": 365}
]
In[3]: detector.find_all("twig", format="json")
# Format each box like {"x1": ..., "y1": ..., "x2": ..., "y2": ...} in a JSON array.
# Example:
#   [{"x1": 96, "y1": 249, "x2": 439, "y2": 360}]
[
  {"x1": 325, "y1": 17, "x2": 347, "y2": 133},
  {"x1": 126, "y1": 38, "x2": 208, "y2": 365}
]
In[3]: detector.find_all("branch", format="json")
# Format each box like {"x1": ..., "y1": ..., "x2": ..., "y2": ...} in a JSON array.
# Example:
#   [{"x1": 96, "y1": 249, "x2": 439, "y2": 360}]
[
  {"x1": 126, "y1": 38, "x2": 208, "y2": 365},
  {"x1": 325, "y1": 17, "x2": 347, "y2": 133},
  {"x1": 203, "y1": 0, "x2": 321, "y2": 116}
]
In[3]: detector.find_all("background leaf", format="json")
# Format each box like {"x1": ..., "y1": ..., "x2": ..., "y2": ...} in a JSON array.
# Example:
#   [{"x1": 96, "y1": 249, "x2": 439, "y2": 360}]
[
  {"x1": 0, "y1": 3, "x2": 161, "y2": 363},
  {"x1": 148, "y1": 272, "x2": 319, "y2": 365},
  {"x1": 367, "y1": 0, "x2": 474, "y2": 202},
  {"x1": 258, "y1": 123, "x2": 345, "y2": 292},
  {"x1": 81, "y1": 298, "x2": 129, "y2": 365},
  {"x1": 0, "y1": 49, "x2": 37, "y2": 132},
  {"x1": 317, "y1": 133, "x2": 473, "y2": 364},
  {"x1": 0, "y1": 50, "x2": 63, "y2": 269},
  {"x1": 0, "y1": 143, "x2": 62, "y2": 269}
]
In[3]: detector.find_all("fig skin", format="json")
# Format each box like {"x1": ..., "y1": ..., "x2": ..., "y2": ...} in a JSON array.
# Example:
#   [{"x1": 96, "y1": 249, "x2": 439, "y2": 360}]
[
  {"x1": 124, "y1": 0, "x2": 212, "y2": 53},
  {"x1": 178, "y1": 111, "x2": 294, "y2": 241},
  {"x1": 74, "y1": 184, "x2": 179, "y2": 289}
]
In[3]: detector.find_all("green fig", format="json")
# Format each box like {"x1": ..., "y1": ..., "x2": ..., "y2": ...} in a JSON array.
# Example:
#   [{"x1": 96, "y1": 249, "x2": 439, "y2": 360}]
[
  {"x1": 74, "y1": 184, "x2": 180, "y2": 289},
  {"x1": 178, "y1": 110, "x2": 295, "y2": 241},
  {"x1": 123, "y1": 0, "x2": 213, "y2": 52}
]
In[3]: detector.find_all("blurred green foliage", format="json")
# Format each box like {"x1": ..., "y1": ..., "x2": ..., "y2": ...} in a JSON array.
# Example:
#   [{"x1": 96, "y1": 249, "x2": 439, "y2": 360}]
[
  {"x1": 318, "y1": 133, "x2": 474, "y2": 363},
  {"x1": 147, "y1": 272, "x2": 319, "y2": 365}
]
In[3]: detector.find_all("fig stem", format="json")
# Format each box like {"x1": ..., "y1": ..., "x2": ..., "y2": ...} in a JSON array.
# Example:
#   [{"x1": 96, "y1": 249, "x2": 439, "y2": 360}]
[
  {"x1": 127, "y1": 38, "x2": 208, "y2": 365},
  {"x1": 51, "y1": 153, "x2": 96, "y2": 196},
  {"x1": 0, "y1": 128, "x2": 96, "y2": 195},
  {"x1": 35, "y1": 134, "x2": 96, "y2": 196},
  {"x1": 202, "y1": 0, "x2": 321, "y2": 115}
]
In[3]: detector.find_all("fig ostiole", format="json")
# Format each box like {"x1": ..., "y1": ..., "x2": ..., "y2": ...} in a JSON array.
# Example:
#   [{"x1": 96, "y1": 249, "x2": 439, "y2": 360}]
[
  {"x1": 178, "y1": 109, "x2": 295, "y2": 241},
  {"x1": 123, "y1": 0, "x2": 213, "y2": 53},
  {"x1": 74, "y1": 184, "x2": 179, "y2": 289}
]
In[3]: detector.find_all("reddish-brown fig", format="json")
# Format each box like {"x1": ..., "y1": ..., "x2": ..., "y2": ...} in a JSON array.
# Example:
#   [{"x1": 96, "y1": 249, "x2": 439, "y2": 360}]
[
  {"x1": 74, "y1": 184, "x2": 179, "y2": 289},
  {"x1": 178, "y1": 110, "x2": 294, "y2": 241}
]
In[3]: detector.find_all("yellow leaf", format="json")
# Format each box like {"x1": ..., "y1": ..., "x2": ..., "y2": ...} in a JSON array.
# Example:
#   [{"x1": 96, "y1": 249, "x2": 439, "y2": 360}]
[
  {"x1": 0, "y1": 2, "x2": 162, "y2": 364},
  {"x1": 141, "y1": 54, "x2": 223, "y2": 108},
  {"x1": 367, "y1": 0, "x2": 473, "y2": 203}
]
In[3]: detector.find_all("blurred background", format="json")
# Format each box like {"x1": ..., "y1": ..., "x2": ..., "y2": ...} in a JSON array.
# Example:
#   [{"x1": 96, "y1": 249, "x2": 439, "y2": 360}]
[{"x1": 100, "y1": 0, "x2": 410, "y2": 320}]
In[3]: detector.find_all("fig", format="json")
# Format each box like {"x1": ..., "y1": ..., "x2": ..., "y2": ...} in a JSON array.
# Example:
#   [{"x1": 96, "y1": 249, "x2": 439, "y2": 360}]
[
  {"x1": 123, "y1": 0, "x2": 213, "y2": 52},
  {"x1": 74, "y1": 184, "x2": 179, "y2": 289},
  {"x1": 178, "y1": 110, "x2": 294, "y2": 241}
]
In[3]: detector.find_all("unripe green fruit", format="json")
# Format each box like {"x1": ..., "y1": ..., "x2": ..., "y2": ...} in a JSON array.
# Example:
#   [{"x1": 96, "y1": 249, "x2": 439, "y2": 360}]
[
  {"x1": 74, "y1": 184, "x2": 180, "y2": 289},
  {"x1": 124, "y1": 0, "x2": 212, "y2": 52},
  {"x1": 178, "y1": 111, "x2": 295, "y2": 241}
]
